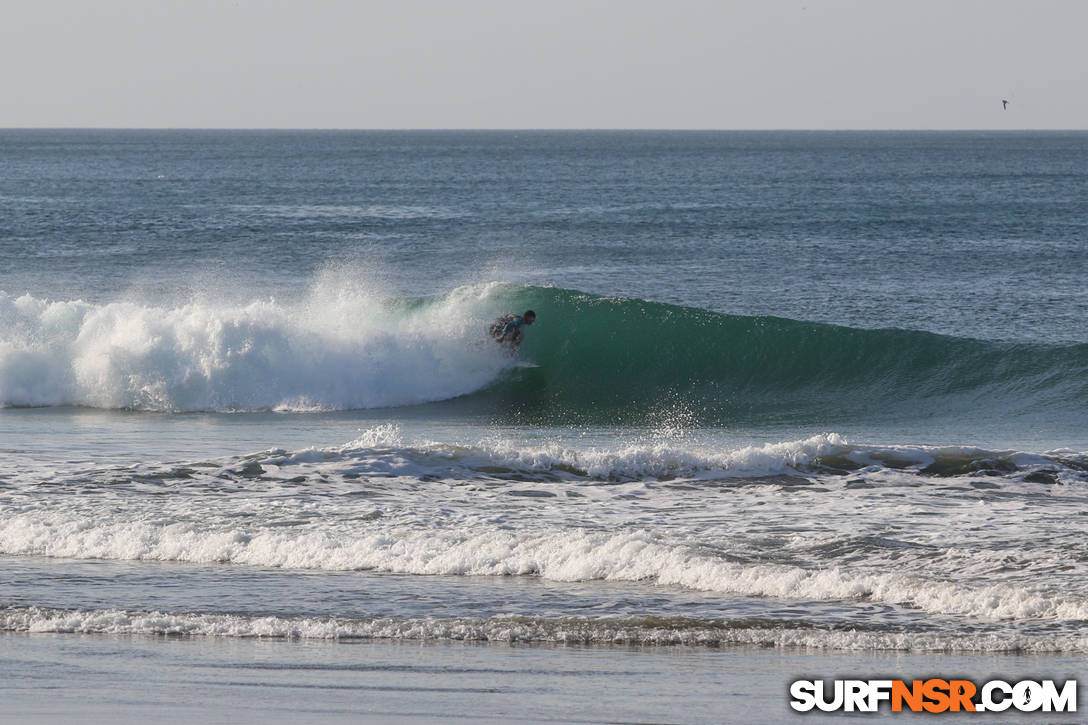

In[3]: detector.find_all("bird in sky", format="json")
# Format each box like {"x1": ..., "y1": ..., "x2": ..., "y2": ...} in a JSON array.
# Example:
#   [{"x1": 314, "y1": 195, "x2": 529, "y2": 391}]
[{"x1": 1002, "y1": 99, "x2": 1009, "y2": 110}]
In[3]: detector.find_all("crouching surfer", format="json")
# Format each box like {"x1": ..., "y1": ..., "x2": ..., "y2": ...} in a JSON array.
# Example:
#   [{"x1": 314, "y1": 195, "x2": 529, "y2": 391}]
[{"x1": 489, "y1": 310, "x2": 536, "y2": 354}]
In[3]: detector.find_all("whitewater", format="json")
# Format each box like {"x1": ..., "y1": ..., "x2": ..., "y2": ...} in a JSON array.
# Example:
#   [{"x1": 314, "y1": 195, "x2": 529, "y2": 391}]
[
  {"x1": 0, "y1": 282, "x2": 513, "y2": 411},
  {"x1": 4, "y1": 419, "x2": 1088, "y2": 648}
]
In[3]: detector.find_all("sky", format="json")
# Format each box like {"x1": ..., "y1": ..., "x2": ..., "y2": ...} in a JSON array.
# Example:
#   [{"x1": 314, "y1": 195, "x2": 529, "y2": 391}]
[{"x1": 1, "y1": 0, "x2": 1084, "y2": 129}]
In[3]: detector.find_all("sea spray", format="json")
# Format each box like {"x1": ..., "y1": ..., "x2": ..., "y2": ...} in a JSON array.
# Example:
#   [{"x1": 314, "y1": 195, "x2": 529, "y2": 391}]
[
  {"x1": 0, "y1": 284, "x2": 513, "y2": 410},
  {"x1": 2, "y1": 284, "x2": 1086, "y2": 422}
]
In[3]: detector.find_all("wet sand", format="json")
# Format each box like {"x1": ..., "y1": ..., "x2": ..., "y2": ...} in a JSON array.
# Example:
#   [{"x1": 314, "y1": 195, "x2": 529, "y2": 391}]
[{"x1": 2, "y1": 633, "x2": 1082, "y2": 723}]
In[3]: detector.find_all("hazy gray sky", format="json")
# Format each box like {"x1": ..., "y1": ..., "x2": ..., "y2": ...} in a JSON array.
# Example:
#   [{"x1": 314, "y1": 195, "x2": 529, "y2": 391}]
[{"x1": 2, "y1": 0, "x2": 1084, "y2": 129}]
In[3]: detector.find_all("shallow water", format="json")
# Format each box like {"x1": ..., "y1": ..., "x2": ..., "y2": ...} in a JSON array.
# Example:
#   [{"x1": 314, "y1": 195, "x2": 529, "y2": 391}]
[{"x1": 4, "y1": 634, "x2": 1084, "y2": 724}]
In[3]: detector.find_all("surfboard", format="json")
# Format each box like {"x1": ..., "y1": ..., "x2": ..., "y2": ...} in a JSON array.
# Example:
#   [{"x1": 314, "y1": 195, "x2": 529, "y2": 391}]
[{"x1": 513, "y1": 361, "x2": 540, "y2": 369}]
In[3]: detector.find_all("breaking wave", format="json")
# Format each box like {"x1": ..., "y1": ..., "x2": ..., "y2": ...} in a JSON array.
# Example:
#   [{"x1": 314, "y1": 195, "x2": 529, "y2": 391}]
[{"x1": 2, "y1": 283, "x2": 1086, "y2": 423}]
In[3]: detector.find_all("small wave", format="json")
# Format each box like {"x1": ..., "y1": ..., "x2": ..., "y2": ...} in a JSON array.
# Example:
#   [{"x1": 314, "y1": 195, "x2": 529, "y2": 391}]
[
  {"x1": 266, "y1": 428, "x2": 1087, "y2": 484},
  {"x1": 4, "y1": 510, "x2": 1087, "y2": 622},
  {"x1": 278, "y1": 429, "x2": 855, "y2": 481},
  {"x1": 4, "y1": 606, "x2": 1086, "y2": 653}
]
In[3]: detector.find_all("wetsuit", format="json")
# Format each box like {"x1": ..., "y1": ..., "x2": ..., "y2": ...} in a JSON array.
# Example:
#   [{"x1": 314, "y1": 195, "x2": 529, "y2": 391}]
[{"x1": 489, "y1": 314, "x2": 526, "y2": 346}]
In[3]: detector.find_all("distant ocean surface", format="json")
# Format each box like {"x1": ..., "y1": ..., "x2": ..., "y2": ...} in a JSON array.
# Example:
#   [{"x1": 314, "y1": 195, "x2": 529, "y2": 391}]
[{"x1": 2, "y1": 131, "x2": 1088, "y2": 694}]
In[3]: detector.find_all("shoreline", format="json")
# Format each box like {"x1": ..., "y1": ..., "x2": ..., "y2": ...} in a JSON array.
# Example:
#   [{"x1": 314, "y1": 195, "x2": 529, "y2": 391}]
[{"x1": 4, "y1": 632, "x2": 1084, "y2": 724}]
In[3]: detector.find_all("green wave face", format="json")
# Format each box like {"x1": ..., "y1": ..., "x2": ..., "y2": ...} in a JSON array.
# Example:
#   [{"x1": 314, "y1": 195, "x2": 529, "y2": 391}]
[{"x1": 449, "y1": 286, "x2": 1088, "y2": 426}]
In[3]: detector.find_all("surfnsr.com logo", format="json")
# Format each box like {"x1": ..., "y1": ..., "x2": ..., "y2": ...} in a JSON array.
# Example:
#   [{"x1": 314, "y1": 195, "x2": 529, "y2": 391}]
[{"x1": 789, "y1": 678, "x2": 1077, "y2": 713}]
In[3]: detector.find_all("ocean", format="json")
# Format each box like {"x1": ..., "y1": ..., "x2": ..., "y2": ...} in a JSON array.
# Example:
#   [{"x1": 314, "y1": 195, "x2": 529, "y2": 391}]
[{"x1": 1, "y1": 130, "x2": 1086, "y2": 722}]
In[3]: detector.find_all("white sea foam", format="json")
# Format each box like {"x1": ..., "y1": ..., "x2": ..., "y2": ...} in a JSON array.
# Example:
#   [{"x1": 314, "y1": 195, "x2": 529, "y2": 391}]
[
  {"x1": 3, "y1": 606, "x2": 1086, "y2": 653},
  {"x1": 3, "y1": 507, "x2": 1086, "y2": 623},
  {"x1": 0, "y1": 283, "x2": 511, "y2": 410},
  {"x1": 268, "y1": 429, "x2": 1086, "y2": 486},
  {"x1": 291, "y1": 429, "x2": 855, "y2": 481},
  {"x1": 3, "y1": 430, "x2": 1086, "y2": 632}
]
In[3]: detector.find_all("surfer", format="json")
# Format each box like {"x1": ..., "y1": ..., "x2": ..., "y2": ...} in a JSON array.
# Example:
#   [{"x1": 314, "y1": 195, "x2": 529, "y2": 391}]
[{"x1": 489, "y1": 310, "x2": 536, "y2": 352}]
